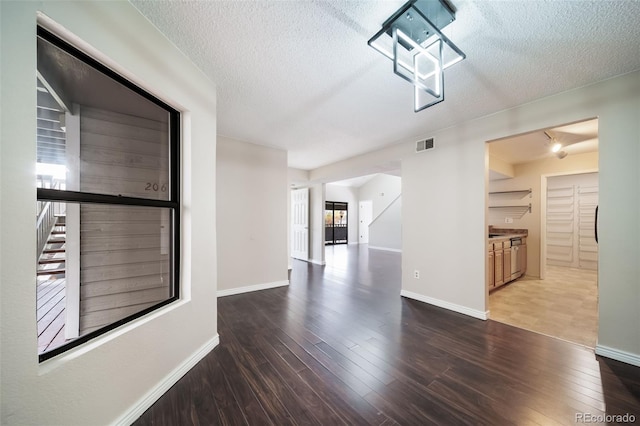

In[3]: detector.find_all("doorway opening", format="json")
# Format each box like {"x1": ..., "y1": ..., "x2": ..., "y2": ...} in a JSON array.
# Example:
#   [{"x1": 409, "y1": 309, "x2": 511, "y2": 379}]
[
  {"x1": 322, "y1": 172, "x2": 402, "y2": 269},
  {"x1": 486, "y1": 118, "x2": 599, "y2": 348},
  {"x1": 325, "y1": 201, "x2": 348, "y2": 245}
]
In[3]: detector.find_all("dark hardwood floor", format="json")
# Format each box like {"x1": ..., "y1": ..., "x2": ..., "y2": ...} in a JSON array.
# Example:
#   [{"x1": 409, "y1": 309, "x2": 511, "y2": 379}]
[{"x1": 135, "y1": 245, "x2": 640, "y2": 425}]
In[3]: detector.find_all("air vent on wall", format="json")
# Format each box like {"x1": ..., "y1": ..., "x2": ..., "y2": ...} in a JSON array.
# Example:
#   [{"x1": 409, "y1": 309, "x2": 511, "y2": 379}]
[{"x1": 416, "y1": 138, "x2": 434, "y2": 152}]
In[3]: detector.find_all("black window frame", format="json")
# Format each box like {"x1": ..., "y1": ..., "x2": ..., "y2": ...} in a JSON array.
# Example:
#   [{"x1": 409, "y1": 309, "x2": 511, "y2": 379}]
[{"x1": 36, "y1": 26, "x2": 181, "y2": 362}]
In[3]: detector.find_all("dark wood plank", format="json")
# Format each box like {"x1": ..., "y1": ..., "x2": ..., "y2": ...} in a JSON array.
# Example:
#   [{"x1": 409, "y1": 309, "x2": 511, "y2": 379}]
[{"x1": 134, "y1": 245, "x2": 640, "y2": 425}]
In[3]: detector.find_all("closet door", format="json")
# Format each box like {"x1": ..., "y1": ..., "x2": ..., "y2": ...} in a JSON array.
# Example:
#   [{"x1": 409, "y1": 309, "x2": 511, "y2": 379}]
[
  {"x1": 546, "y1": 173, "x2": 598, "y2": 270},
  {"x1": 578, "y1": 185, "x2": 598, "y2": 270},
  {"x1": 546, "y1": 185, "x2": 575, "y2": 267}
]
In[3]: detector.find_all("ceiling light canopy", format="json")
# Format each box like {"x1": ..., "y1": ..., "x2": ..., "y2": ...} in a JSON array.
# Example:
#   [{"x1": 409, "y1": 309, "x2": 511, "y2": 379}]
[{"x1": 368, "y1": 0, "x2": 465, "y2": 112}]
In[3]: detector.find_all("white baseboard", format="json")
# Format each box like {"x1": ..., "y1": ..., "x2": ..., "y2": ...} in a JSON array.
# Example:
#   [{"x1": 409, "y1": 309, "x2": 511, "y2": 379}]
[
  {"x1": 368, "y1": 245, "x2": 402, "y2": 253},
  {"x1": 595, "y1": 344, "x2": 640, "y2": 367},
  {"x1": 400, "y1": 289, "x2": 488, "y2": 320},
  {"x1": 309, "y1": 259, "x2": 326, "y2": 266},
  {"x1": 115, "y1": 335, "x2": 219, "y2": 426},
  {"x1": 217, "y1": 280, "x2": 289, "y2": 297}
]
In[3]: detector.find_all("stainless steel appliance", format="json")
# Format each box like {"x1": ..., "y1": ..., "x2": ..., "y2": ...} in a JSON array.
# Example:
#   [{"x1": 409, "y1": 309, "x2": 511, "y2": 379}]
[{"x1": 510, "y1": 237, "x2": 522, "y2": 280}]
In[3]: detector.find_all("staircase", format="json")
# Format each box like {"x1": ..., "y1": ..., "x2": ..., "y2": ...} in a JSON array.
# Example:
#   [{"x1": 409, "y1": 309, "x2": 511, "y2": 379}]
[{"x1": 37, "y1": 215, "x2": 66, "y2": 277}]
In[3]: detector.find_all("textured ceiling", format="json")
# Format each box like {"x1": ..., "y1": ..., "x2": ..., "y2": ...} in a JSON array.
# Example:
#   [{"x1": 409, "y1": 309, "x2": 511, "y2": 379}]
[
  {"x1": 131, "y1": 0, "x2": 640, "y2": 170},
  {"x1": 489, "y1": 118, "x2": 599, "y2": 166}
]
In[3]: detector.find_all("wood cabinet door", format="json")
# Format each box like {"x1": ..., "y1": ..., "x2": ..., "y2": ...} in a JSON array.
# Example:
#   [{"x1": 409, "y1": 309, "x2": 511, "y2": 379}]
[
  {"x1": 488, "y1": 250, "x2": 495, "y2": 290},
  {"x1": 494, "y1": 249, "x2": 504, "y2": 286},
  {"x1": 503, "y1": 248, "x2": 512, "y2": 283}
]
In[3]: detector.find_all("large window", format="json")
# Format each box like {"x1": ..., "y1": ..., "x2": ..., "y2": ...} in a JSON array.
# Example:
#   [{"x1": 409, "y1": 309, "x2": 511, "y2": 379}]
[{"x1": 36, "y1": 27, "x2": 180, "y2": 361}]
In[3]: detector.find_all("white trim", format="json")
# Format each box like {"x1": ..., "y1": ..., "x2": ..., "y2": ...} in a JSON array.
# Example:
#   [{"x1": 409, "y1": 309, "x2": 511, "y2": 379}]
[
  {"x1": 114, "y1": 335, "x2": 219, "y2": 426},
  {"x1": 369, "y1": 245, "x2": 402, "y2": 253},
  {"x1": 308, "y1": 259, "x2": 326, "y2": 266},
  {"x1": 400, "y1": 289, "x2": 488, "y2": 320},
  {"x1": 217, "y1": 280, "x2": 289, "y2": 297},
  {"x1": 595, "y1": 344, "x2": 640, "y2": 367}
]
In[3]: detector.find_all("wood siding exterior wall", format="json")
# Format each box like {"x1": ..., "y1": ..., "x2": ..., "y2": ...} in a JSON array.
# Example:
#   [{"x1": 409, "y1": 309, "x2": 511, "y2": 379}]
[{"x1": 78, "y1": 107, "x2": 171, "y2": 334}]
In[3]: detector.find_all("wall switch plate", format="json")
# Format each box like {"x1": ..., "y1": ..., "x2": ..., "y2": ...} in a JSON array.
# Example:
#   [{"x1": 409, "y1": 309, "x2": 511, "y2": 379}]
[
  {"x1": 505, "y1": 217, "x2": 514, "y2": 224},
  {"x1": 414, "y1": 270, "x2": 420, "y2": 279}
]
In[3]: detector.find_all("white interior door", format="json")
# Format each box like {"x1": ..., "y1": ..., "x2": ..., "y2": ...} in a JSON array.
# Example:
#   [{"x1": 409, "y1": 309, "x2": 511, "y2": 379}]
[
  {"x1": 359, "y1": 201, "x2": 372, "y2": 244},
  {"x1": 291, "y1": 188, "x2": 309, "y2": 260},
  {"x1": 546, "y1": 173, "x2": 598, "y2": 270}
]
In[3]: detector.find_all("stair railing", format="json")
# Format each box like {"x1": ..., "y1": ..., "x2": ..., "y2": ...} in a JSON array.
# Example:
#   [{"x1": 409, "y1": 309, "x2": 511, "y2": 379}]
[{"x1": 36, "y1": 175, "x2": 62, "y2": 258}]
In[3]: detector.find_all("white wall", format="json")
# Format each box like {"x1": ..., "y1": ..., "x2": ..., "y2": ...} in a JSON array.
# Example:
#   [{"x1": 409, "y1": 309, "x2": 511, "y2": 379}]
[
  {"x1": 308, "y1": 183, "x2": 326, "y2": 265},
  {"x1": 369, "y1": 197, "x2": 402, "y2": 251},
  {"x1": 310, "y1": 71, "x2": 640, "y2": 364},
  {"x1": 1, "y1": 2, "x2": 218, "y2": 424},
  {"x1": 488, "y1": 151, "x2": 599, "y2": 277},
  {"x1": 358, "y1": 174, "x2": 402, "y2": 219},
  {"x1": 216, "y1": 137, "x2": 288, "y2": 293},
  {"x1": 358, "y1": 174, "x2": 402, "y2": 251},
  {"x1": 404, "y1": 72, "x2": 640, "y2": 347},
  {"x1": 325, "y1": 184, "x2": 358, "y2": 243}
]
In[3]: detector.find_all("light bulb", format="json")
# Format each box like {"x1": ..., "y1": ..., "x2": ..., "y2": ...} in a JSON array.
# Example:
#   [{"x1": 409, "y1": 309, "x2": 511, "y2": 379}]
[{"x1": 551, "y1": 142, "x2": 562, "y2": 153}]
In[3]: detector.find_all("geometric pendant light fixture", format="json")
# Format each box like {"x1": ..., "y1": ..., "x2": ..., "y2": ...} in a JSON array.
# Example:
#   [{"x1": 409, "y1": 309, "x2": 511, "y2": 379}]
[{"x1": 368, "y1": 0, "x2": 466, "y2": 112}]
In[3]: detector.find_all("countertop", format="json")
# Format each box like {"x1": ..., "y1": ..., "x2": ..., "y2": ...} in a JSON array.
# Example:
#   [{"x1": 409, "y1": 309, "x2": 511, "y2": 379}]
[
  {"x1": 488, "y1": 234, "x2": 525, "y2": 242},
  {"x1": 488, "y1": 228, "x2": 528, "y2": 242}
]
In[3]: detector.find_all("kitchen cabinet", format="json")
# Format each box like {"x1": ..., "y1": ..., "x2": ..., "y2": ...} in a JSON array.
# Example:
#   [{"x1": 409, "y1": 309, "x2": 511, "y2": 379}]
[
  {"x1": 503, "y1": 242, "x2": 511, "y2": 284},
  {"x1": 487, "y1": 243, "x2": 495, "y2": 289},
  {"x1": 487, "y1": 234, "x2": 527, "y2": 292},
  {"x1": 494, "y1": 248, "x2": 504, "y2": 287}
]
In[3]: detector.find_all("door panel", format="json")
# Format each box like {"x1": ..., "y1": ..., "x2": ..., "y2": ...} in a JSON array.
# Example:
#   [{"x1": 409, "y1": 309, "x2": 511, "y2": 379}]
[{"x1": 291, "y1": 188, "x2": 309, "y2": 260}]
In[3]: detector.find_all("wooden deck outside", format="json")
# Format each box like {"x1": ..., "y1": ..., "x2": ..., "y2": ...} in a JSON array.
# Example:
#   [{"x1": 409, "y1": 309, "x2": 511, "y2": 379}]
[{"x1": 37, "y1": 274, "x2": 67, "y2": 354}]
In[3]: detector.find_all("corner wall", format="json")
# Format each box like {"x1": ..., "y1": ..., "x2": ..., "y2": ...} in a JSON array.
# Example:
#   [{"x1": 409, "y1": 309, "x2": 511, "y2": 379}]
[
  {"x1": 358, "y1": 174, "x2": 402, "y2": 250},
  {"x1": 1, "y1": 2, "x2": 218, "y2": 424},
  {"x1": 358, "y1": 174, "x2": 402, "y2": 219},
  {"x1": 216, "y1": 137, "x2": 288, "y2": 295},
  {"x1": 309, "y1": 184, "x2": 326, "y2": 265},
  {"x1": 369, "y1": 197, "x2": 402, "y2": 251}
]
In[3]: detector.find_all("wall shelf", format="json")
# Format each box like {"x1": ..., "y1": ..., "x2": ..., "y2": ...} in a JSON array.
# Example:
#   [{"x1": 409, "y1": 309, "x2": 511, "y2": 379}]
[
  {"x1": 488, "y1": 204, "x2": 532, "y2": 218},
  {"x1": 488, "y1": 188, "x2": 532, "y2": 219},
  {"x1": 489, "y1": 189, "x2": 532, "y2": 198}
]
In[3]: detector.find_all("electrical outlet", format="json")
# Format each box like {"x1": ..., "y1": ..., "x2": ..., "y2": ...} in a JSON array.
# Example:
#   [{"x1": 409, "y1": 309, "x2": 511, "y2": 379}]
[
  {"x1": 505, "y1": 217, "x2": 514, "y2": 224},
  {"x1": 414, "y1": 270, "x2": 420, "y2": 279}
]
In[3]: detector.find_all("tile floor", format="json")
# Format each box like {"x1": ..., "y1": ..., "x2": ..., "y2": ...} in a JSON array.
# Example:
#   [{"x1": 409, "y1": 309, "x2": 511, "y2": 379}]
[{"x1": 489, "y1": 265, "x2": 598, "y2": 348}]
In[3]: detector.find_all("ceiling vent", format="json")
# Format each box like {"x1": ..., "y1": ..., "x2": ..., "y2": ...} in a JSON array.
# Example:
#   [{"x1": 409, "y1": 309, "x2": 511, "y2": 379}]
[{"x1": 416, "y1": 138, "x2": 434, "y2": 153}]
